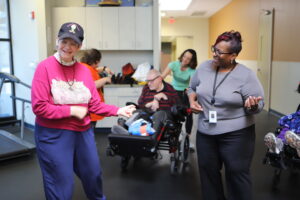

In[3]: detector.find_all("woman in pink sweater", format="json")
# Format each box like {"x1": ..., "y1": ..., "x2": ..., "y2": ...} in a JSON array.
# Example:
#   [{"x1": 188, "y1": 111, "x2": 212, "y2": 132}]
[{"x1": 31, "y1": 22, "x2": 135, "y2": 200}]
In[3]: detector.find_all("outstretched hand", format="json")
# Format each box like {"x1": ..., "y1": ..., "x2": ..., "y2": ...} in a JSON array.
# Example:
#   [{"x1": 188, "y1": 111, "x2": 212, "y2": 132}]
[
  {"x1": 117, "y1": 105, "x2": 136, "y2": 118},
  {"x1": 190, "y1": 100, "x2": 203, "y2": 114},
  {"x1": 244, "y1": 96, "x2": 263, "y2": 110}
]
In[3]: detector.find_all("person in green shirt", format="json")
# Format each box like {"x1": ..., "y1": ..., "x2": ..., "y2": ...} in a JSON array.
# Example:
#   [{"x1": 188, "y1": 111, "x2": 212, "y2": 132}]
[{"x1": 161, "y1": 49, "x2": 198, "y2": 145}]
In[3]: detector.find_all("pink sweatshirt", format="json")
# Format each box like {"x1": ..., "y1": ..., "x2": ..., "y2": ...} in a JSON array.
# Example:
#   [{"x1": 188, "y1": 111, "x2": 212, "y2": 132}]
[{"x1": 31, "y1": 56, "x2": 119, "y2": 131}]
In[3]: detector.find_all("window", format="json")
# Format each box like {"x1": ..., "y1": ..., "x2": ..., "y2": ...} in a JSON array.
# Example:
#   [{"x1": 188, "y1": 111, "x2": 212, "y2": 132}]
[
  {"x1": 0, "y1": 0, "x2": 9, "y2": 38},
  {"x1": 0, "y1": 0, "x2": 16, "y2": 120}
]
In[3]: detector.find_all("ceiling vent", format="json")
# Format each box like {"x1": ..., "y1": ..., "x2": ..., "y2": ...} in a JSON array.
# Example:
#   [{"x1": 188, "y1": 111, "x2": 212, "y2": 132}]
[{"x1": 191, "y1": 11, "x2": 207, "y2": 17}]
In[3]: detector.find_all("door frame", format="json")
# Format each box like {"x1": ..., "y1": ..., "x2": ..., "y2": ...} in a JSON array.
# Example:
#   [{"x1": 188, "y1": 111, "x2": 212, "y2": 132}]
[{"x1": 257, "y1": 8, "x2": 274, "y2": 111}]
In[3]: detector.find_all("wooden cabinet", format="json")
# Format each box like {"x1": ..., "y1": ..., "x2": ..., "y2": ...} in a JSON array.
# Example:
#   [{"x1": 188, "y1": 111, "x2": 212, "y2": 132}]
[
  {"x1": 119, "y1": 7, "x2": 135, "y2": 50},
  {"x1": 52, "y1": 7, "x2": 86, "y2": 49},
  {"x1": 52, "y1": 7, "x2": 152, "y2": 50},
  {"x1": 136, "y1": 7, "x2": 152, "y2": 50},
  {"x1": 85, "y1": 7, "x2": 103, "y2": 49},
  {"x1": 96, "y1": 86, "x2": 143, "y2": 128},
  {"x1": 102, "y1": 7, "x2": 119, "y2": 50}
]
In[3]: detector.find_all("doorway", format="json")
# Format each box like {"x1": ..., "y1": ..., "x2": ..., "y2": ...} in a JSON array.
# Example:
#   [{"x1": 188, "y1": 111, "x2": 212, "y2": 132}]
[
  {"x1": 160, "y1": 36, "x2": 193, "y2": 74},
  {"x1": 257, "y1": 9, "x2": 274, "y2": 111}
]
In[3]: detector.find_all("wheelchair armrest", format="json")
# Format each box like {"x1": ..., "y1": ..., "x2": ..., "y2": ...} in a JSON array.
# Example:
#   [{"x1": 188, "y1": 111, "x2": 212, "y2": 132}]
[{"x1": 170, "y1": 104, "x2": 192, "y2": 122}]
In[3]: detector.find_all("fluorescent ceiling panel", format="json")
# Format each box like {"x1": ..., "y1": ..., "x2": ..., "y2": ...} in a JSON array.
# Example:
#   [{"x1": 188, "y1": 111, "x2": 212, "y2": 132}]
[{"x1": 160, "y1": 0, "x2": 192, "y2": 11}]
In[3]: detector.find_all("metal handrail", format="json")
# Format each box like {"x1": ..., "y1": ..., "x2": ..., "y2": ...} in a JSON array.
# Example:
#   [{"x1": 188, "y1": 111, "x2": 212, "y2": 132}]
[
  {"x1": 0, "y1": 72, "x2": 31, "y2": 139},
  {"x1": 10, "y1": 96, "x2": 31, "y2": 139}
]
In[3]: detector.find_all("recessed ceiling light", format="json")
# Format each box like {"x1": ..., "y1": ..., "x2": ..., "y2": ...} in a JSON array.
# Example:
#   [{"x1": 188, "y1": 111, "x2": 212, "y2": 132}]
[{"x1": 160, "y1": 0, "x2": 192, "y2": 11}]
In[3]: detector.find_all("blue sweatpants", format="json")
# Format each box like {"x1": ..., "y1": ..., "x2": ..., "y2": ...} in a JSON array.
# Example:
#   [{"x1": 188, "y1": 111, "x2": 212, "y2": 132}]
[{"x1": 35, "y1": 124, "x2": 106, "y2": 200}]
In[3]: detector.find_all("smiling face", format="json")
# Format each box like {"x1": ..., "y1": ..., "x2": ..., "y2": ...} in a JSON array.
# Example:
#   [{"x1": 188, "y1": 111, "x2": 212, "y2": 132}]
[
  {"x1": 212, "y1": 41, "x2": 237, "y2": 69},
  {"x1": 57, "y1": 38, "x2": 81, "y2": 62},
  {"x1": 181, "y1": 51, "x2": 193, "y2": 67}
]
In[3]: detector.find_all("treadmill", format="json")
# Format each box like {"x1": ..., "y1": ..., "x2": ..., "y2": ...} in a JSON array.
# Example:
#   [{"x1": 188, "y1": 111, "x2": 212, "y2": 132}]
[{"x1": 0, "y1": 72, "x2": 35, "y2": 161}]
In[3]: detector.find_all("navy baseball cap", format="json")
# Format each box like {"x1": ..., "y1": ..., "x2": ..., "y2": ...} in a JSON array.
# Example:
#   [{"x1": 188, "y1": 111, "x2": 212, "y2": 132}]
[{"x1": 57, "y1": 22, "x2": 84, "y2": 45}]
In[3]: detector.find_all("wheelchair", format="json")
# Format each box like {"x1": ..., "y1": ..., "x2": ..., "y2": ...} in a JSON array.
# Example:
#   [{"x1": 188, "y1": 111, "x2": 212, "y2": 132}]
[
  {"x1": 263, "y1": 104, "x2": 300, "y2": 188},
  {"x1": 106, "y1": 104, "x2": 192, "y2": 175}
]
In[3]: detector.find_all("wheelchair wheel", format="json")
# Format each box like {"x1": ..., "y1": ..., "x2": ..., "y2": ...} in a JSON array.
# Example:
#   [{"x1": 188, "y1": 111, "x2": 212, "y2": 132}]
[
  {"x1": 182, "y1": 134, "x2": 190, "y2": 162},
  {"x1": 177, "y1": 132, "x2": 189, "y2": 175}
]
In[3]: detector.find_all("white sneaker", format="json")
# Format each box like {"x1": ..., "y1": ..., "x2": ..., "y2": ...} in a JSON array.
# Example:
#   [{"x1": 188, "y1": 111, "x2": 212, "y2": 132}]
[
  {"x1": 264, "y1": 132, "x2": 283, "y2": 154},
  {"x1": 189, "y1": 142, "x2": 195, "y2": 153},
  {"x1": 285, "y1": 130, "x2": 300, "y2": 157}
]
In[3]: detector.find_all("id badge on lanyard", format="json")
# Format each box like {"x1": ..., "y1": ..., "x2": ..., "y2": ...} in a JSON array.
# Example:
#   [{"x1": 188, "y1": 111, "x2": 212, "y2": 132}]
[
  {"x1": 209, "y1": 66, "x2": 234, "y2": 124},
  {"x1": 209, "y1": 109, "x2": 217, "y2": 123}
]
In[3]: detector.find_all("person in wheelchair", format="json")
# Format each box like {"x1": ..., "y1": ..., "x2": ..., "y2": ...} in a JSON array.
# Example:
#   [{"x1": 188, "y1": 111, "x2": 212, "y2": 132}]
[
  {"x1": 108, "y1": 70, "x2": 191, "y2": 173},
  {"x1": 264, "y1": 109, "x2": 300, "y2": 156},
  {"x1": 264, "y1": 84, "x2": 300, "y2": 156},
  {"x1": 112, "y1": 69, "x2": 182, "y2": 136}
]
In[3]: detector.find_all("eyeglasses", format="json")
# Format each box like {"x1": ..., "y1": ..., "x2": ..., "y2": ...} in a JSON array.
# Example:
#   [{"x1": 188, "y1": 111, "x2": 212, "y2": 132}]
[
  {"x1": 146, "y1": 76, "x2": 160, "y2": 82},
  {"x1": 211, "y1": 46, "x2": 233, "y2": 56}
]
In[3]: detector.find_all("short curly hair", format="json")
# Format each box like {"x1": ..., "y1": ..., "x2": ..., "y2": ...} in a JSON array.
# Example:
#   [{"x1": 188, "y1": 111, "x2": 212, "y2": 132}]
[{"x1": 214, "y1": 30, "x2": 243, "y2": 55}]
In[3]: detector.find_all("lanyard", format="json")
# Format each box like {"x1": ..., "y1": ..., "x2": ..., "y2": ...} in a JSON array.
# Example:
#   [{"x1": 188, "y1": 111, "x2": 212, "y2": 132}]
[{"x1": 211, "y1": 66, "x2": 234, "y2": 105}]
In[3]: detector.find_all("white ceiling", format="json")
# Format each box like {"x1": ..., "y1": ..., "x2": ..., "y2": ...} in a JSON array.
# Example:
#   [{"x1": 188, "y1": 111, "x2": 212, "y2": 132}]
[{"x1": 161, "y1": 0, "x2": 232, "y2": 18}]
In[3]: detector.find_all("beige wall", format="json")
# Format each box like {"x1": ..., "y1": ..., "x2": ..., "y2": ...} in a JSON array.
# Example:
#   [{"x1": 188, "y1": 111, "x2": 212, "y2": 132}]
[
  {"x1": 209, "y1": 0, "x2": 300, "y2": 62},
  {"x1": 175, "y1": 37, "x2": 193, "y2": 59},
  {"x1": 209, "y1": 0, "x2": 260, "y2": 60},
  {"x1": 161, "y1": 17, "x2": 209, "y2": 66}
]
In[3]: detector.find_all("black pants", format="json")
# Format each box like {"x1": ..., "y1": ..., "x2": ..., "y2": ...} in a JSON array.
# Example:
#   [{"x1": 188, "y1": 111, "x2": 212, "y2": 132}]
[
  {"x1": 196, "y1": 125, "x2": 255, "y2": 200},
  {"x1": 177, "y1": 90, "x2": 193, "y2": 134},
  {"x1": 151, "y1": 110, "x2": 170, "y2": 131}
]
